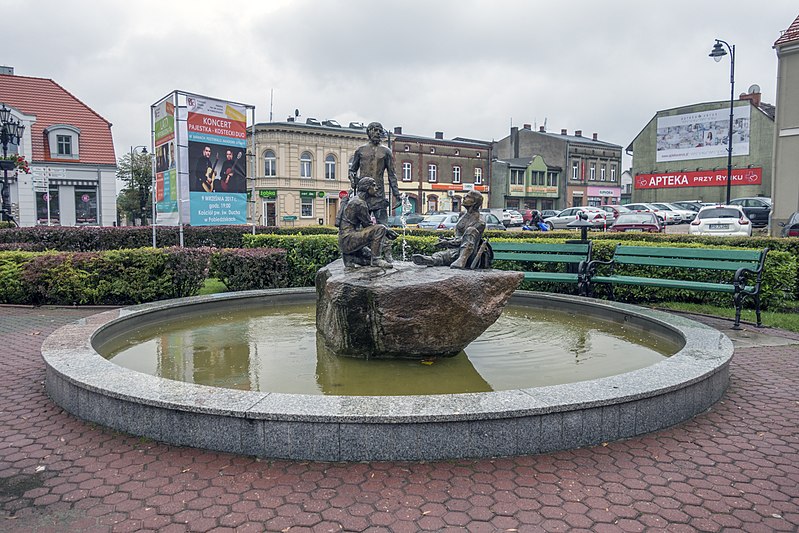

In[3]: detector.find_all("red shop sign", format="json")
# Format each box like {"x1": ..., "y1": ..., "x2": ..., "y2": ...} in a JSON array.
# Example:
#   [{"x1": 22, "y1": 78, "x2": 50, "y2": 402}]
[{"x1": 635, "y1": 168, "x2": 762, "y2": 190}]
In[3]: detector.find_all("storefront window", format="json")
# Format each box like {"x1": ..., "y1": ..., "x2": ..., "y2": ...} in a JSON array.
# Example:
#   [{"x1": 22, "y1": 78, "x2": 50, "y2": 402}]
[
  {"x1": 36, "y1": 187, "x2": 60, "y2": 225},
  {"x1": 75, "y1": 187, "x2": 98, "y2": 225}
]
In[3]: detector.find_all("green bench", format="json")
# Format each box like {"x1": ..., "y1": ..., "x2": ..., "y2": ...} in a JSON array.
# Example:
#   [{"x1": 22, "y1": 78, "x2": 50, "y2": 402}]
[
  {"x1": 491, "y1": 241, "x2": 593, "y2": 295},
  {"x1": 585, "y1": 244, "x2": 769, "y2": 329}
]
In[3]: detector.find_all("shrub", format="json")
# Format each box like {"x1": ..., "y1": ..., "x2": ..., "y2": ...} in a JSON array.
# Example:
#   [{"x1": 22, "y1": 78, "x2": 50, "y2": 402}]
[
  {"x1": 210, "y1": 248, "x2": 288, "y2": 291},
  {"x1": 2, "y1": 247, "x2": 211, "y2": 305}
]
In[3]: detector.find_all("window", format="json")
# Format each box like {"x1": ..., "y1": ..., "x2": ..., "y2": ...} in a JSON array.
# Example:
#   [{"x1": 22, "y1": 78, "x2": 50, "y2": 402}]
[
  {"x1": 610, "y1": 164, "x2": 617, "y2": 182},
  {"x1": 428, "y1": 163, "x2": 437, "y2": 182},
  {"x1": 264, "y1": 150, "x2": 276, "y2": 176},
  {"x1": 452, "y1": 166, "x2": 461, "y2": 183},
  {"x1": 57, "y1": 135, "x2": 72, "y2": 156},
  {"x1": 600, "y1": 164, "x2": 606, "y2": 181},
  {"x1": 589, "y1": 163, "x2": 596, "y2": 181},
  {"x1": 474, "y1": 167, "x2": 483, "y2": 184},
  {"x1": 36, "y1": 187, "x2": 60, "y2": 225},
  {"x1": 402, "y1": 162, "x2": 412, "y2": 181},
  {"x1": 510, "y1": 169, "x2": 524, "y2": 185},
  {"x1": 300, "y1": 152, "x2": 312, "y2": 178},
  {"x1": 547, "y1": 171, "x2": 558, "y2": 187},
  {"x1": 531, "y1": 171, "x2": 545, "y2": 186},
  {"x1": 74, "y1": 188, "x2": 98, "y2": 225},
  {"x1": 588, "y1": 196, "x2": 601, "y2": 207},
  {"x1": 301, "y1": 195, "x2": 313, "y2": 217},
  {"x1": 324, "y1": 154, "x2": 336, "y2": 180},
  {"x1": 572, "y1": 161, "x2": 579, "y2": 180}
]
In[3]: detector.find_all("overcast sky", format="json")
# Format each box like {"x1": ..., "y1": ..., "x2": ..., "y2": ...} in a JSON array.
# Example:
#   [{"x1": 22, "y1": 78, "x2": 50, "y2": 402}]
[{"x1": 5, "y1": 1, "x2": 798, "y2": 172}]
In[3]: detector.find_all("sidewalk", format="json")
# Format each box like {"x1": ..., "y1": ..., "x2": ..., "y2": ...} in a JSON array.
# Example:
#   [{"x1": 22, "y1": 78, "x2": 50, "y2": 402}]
[{"x1": 1, "y1": 305, "x2": 798, "y2": 532}]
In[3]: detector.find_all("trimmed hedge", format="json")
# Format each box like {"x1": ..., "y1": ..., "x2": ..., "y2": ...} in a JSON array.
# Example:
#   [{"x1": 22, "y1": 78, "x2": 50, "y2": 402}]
[
  {"x1": 0, "y1": 247, "x2": 211, "y2": 305},
  {"x1": 0, "y1": 225, "x2": 339, "y2": 251},
  {"x1": 210, "y1": 248, "x2": 288, "y2": 291}
]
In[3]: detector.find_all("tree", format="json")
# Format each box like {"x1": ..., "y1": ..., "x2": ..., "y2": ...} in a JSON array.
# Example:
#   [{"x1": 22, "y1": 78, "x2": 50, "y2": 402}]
[{"x1": 116, "y1": 150, "x2": 153, "y2": 225}]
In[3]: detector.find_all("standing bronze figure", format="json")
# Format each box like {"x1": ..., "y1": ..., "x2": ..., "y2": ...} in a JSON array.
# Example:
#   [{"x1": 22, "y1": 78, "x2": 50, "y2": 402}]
[{"x1": 348, "y1": 122, "x2": 401, "y2": 226}]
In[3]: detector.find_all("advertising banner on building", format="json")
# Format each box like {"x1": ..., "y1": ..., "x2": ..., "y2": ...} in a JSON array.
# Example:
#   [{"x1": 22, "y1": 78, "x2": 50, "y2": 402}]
[
  {"x1": 152, "y1": 98, "x2": 179, "y2": 226},
  {"x1": 635, "y1": 167, "x2": 762, "y2": 190},
  {"x1": 587, "y1": 186, "x2": 621, "y2": 199},
  {"x1": 186, "y1": 96, "x2": 248, "y2": 225},
  {"x1": 656, "y1": 106, "x2": 750, "y2": 162}
]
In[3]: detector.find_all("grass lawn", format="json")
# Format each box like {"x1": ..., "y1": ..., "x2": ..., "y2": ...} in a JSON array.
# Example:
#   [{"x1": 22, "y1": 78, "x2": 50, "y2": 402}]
[
  {"x1": 198, "y1": 278, "x2": 227, "y2": 295},
  {"x1": 655, "y1": 301, "x2": 799, "y2": 333}
]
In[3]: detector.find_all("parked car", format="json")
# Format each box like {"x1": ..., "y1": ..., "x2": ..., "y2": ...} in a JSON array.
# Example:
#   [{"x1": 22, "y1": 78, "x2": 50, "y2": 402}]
[
  {"x1": 540, "y1": 209, "x2": 561, "y2": 219},
  {"x1": 597, "y1": 204, "x2": 630, "y2": 226},
  {"x1": 671, "y1": 200, "x2": 706, "y2": 212},
  {"x1": 609, "y1": 212, "x2": 664, "y2": 233},
  {"x1": 418, "y1": 213, "x2": 459, "y2": 230},
  {"x1": 623, "y1": 202, "x2": 681, "y2": 225},
  {"x1": 688, "y1": 205, "x2": 752, "y2": 237},
  {"x1": 729, "y1": 197, "x2": 772, "y2": 228},
  {"x1": 543, "y1": 206, "x2": 608, "y2": 230},
  {"x1": 651, "y1": 202, "x2": 696, "y2": 223},
  {"x1": 779, "y1": 211, "x2": 799, "y2": 237},
  {"x1": 386, "y1": 213, "x2": 425, "y2": 228},
  {"x1": 482, "y1": 213, "x2": 507, "y2": 231},
  {"x1": 504, "y1": 209, "x2": 524, "y2": 227}
]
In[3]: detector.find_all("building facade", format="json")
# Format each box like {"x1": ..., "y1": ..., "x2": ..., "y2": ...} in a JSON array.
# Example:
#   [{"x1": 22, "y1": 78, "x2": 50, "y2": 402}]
[
  {"x1": 0, "y1": 71, "x2": 117, "y2": 227},
  {"x1": 249, "y1": 120, "x2": 366, "y2": 227},
  {"x1": 627, "y1": 90, "x2": 775, "y2": 205},
  {"x1": 770, "y1": 13, "x2": 799, "y2": 235},
  {"x1": 493, "y1": 125, "x2": 622, "y2": 210},
  {"x1": 390, "y1": 128, "x2": 491, "y2": 214}
]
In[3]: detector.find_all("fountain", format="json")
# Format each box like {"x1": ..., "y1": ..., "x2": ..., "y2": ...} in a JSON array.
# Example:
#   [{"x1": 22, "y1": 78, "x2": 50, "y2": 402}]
[{"x1": 40, "y1": 132, "x2": 734, "y2": 461}]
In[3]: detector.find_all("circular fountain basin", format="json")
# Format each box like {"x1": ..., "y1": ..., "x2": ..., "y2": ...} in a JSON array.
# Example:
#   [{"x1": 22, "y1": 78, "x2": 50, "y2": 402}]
[{"x1": 42, "y1": 289, "x2": 733, "y2": 462}]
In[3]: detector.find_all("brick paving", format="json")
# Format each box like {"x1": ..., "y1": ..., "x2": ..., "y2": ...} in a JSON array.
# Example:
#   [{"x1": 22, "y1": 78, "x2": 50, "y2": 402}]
[{"x1": 1, "y1": 305, "x2": 798, "y2": 533}]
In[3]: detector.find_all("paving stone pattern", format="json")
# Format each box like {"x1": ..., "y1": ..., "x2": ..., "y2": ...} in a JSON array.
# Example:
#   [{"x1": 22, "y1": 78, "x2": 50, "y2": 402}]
[{"x1": 1, "y1": 306, "x2": 798, "y2": 532}]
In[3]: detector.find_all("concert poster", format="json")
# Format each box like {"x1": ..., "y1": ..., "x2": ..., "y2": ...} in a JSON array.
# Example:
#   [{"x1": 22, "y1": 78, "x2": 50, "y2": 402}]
[
  {"x1": 152, "y1": 98, "x2": 179, "y2": 226},
  {"x1": 186, "y1": 96, "x2": 248, "y2": 226}
]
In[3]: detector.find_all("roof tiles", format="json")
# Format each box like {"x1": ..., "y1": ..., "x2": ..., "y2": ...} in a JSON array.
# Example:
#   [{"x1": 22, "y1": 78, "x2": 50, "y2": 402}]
[
  {"x1": 0, "y1": 74, "x2": 115, "y2": 165},
  {"x1": 774, "y1": 13, "x2": 799, "y2": 46}
]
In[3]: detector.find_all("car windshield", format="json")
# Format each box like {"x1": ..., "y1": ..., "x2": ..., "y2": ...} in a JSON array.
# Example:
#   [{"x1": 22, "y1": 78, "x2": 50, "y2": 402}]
[
  {"x1": 615, "y1": 213, "x2": 656, "y2": 224},
  {"x1": 698, "y1": 208, "x2": 741, "y2": 219},
  {"x1": 652, "y1": 204, "x2": 671, "y2": 210},
  {"x1": 423, "y1": 215, "x2": 447, "y2": 223}
]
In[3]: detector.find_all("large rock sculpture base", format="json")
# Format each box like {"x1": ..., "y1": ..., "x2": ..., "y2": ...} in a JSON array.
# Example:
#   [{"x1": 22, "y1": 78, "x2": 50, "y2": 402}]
[{"x1": 316, "y1": 259, "x2": 523, "y2": 359}]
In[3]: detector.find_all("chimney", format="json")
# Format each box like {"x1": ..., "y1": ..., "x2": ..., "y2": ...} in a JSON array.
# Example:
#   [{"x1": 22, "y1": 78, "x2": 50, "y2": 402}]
[
  {"x1": 435, "y1": 131, "x2": 444, "y2": 139},
  {"x1": 0, "y1": 66, "x2": 13, "y2": 75},
  {"x1": 575, "y1": 130, "x2": 582, "y2": 137},
  {"x1": 592, "y1": 133, "x2": 598, "y2": 141},
  {"x1": 739, "y1": 91, "x2": 761, "y2": 107},
  {"x1": 561, "y1": 129, "x2": 567, "y2": 135},
  {"x1": 394, "y1": 126, "x2": 402, "y2": 134},
  {"x1": 522, "y1": 123, "x2": 531, "y2": 130},
  {"x1": 511, "y1": 126, "x2": 519, "y2": 158},
  {"x1": 539, "y1": 126, "x2": 546, "y2": 132}
]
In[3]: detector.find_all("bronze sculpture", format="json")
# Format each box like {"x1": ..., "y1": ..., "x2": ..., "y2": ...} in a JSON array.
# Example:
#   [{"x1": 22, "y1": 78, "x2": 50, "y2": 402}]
[
  {"x1": 338, "y1": 177, "x2": 396, "y2": 268},
  {"x1": 348, "y1": 122, "x2": 401, "y2": 224},
  {"x1": 412, "y1": 190, "x2": 491, "y2": 269}
]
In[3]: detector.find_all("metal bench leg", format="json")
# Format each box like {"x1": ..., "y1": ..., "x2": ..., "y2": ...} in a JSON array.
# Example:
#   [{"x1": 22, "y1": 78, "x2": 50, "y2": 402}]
[
  {"x1": 732, "y1": 293, "x2": 743, "y2": 330},
  {"x1": 754, "y1": 293, "x2": 763, "y2": 328}
]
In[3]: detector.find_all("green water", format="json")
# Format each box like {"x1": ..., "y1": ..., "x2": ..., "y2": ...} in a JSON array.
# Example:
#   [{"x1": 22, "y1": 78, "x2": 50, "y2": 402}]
[{"x1": 97, "y1": 304, "x2": 679, "y2": 396}]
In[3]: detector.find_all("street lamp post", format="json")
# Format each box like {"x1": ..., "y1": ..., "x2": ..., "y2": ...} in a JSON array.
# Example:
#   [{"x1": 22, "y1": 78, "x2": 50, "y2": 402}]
[
  {"x1": 0, "y1": 104, "x2": 25, "y2": 225},
  {"x1": 709, "y1": 39, "x2": 736, "y2": 205},
  {"x1": 129, "y1": 145, "x2": 148, "y2": 227}
]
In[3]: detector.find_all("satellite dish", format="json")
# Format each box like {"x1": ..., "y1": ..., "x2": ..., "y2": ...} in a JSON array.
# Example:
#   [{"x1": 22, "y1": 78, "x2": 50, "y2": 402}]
[{"x1": 748, "y1": 84, "x2": 761, "y2": 94}]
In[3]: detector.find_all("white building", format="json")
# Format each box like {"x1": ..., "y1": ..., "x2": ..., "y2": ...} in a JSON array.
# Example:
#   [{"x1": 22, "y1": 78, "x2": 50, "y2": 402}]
[{"x1": 0, "y1": 69, "x2": 117, "y2": 227}]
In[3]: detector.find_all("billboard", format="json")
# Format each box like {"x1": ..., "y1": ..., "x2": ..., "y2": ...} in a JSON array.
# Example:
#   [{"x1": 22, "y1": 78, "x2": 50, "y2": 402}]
[
  {"x1": 635, "y1": 167, "x2": 762, "y2": 190},
  {"x1": 655, "y1": 106, "x2": 750, "y2": 163},
  {"x1": 152, "y1": 98, "x2": 179, "y2": 225},
  {"x1": 186, "y1": 96, "x2": 248, "y2": 225}
]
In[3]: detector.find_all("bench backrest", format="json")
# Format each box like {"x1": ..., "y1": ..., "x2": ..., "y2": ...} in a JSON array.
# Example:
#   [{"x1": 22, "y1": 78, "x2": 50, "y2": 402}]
[
  {"x1": 613, "y1": 245, "x2": 766, "y2": 272},
  {"x1": 492, "y1": 241, "x2": 592, "y2": 264}
]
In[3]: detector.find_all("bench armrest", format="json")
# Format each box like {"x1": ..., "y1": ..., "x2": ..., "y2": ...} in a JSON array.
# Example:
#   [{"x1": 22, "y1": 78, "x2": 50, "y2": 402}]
[
  {"x1": 733, "y1": 267, "x2": 761, "y2": 291},
  {"x1": 585, "y1": 259, "x2": 613, "y2": 277}
]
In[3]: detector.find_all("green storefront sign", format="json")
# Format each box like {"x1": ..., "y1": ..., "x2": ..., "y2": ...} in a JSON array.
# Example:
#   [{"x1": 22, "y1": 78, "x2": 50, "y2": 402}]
[
  {"x1": 300, "y1": 190, "x2": 317, "y2": 198},
  {"x1": 259, "y1": 189, "x2": 277, "y2": 199}
]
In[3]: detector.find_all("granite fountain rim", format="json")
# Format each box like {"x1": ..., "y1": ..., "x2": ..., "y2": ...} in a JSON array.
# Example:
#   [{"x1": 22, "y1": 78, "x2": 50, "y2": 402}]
[{"x1": 41, "y1": 286, "x2": 733, "y2": 424}]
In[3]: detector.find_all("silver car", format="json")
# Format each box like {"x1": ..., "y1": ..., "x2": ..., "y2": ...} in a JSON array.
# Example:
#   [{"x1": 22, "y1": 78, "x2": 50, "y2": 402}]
[
  {"x1": 418, "y1": 213, "x2": 459, "y2": 230},
  {"x1": 544, "y1": 207, "x2": 608, "y2": 230}
]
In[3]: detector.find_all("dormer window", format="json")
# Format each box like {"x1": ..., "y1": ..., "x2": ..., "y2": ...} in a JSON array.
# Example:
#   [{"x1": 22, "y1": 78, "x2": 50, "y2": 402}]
[
  {"x1": 45, "y1": 124, "x2": 80, "y2": 160},
  {"x1": 57, "y1": 135, "x2": 73, "y2": 156}
]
